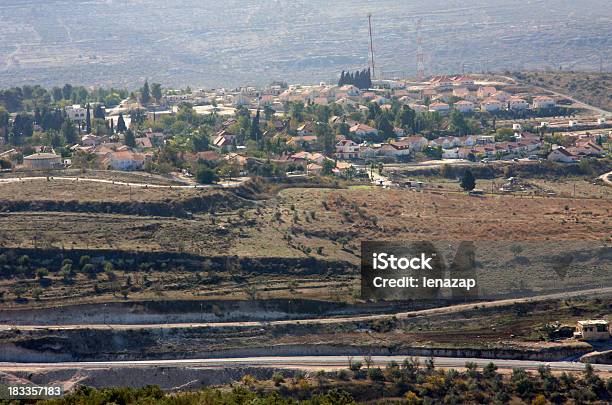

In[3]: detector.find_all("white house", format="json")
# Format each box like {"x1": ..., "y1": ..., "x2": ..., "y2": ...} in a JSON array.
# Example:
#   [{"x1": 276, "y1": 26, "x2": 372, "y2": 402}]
[
  {"x1": 490, "y1": 91, "x2": 511, "y2": 102},
  {"x1": 349, "y1": 123, "x2": 378, "y2": 137},
  {"x1": 337, "y1": 85, "x2": 360, "y2": 97},
  {"x1": 81, "y1": 134, "x2": 102, "y2": 146},
  {"x1": 430, "y1": 136, "x2": 460, "y2": 149},
  {"x1": 335, "y1": 139, "x2": 360, "y2": 160},
  {"x1": 481, "y1": 99, "x2": 502, "y2": 112},
  {"x1": 452, "y1": 76, "x2": 475, "y2": 87},
  {"x1": 455, "y1": 100, "x2": 475, "y2": 113},
  {"x1": 409, "y1": 103, "x2": 428, "y2": 112},
  {"x1": 547, "y1": 146, "x2": 577, "y2": 163},
  {"x1": 509, "y1": 97, "x2": 529, "y2": 110},
  {"x1": 103, "y1": 150, "x2": 145, "y2": 170},
  {"x1": 65, "y1": 105, "x2": 87, "y2": 122},
  {"x1": 532, "y1": 96, "x2": 556, "y2": 109},
  {"x1": 477, "y1": 86, "x2": 497, "y2": 99},
  {"x1": 396, "y1": 136, "x2": 429, "y2": 152},
  {"x1": 429, "y1": 102, "x2": 450, "y2": 114},
  {"x1": 429, "y1": 76, "x2": 454, "y2": 90}
]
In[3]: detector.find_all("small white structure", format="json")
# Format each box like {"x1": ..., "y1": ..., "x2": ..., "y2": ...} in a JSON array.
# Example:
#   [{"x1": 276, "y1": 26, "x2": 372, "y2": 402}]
[
  {"x1": 547, "y1": 146, "x2": 577, "y2": 163},
  {"x1": 349, "y1": 123, "x2": 378, "y2": 137},
  {"x1": 429, "y1": 102, "x2": 450, "y2": 113},
  {"x1": 568, "y1": 120, "x2": 579, "y2": 128},
  {"x1": 533, "y1": 96, "x2": 556, "y2": 109},
  {"x1": 513, "y1": 123, "x2": 522, "y2": 131},
  {"x1": 509, "y1": 97, "x2": 529, "y2": 110},
  {"x1": 455, "y1": 100, "x2": 475, "y2": 113},
  {"x1": 335, "y1": 140, "x2": 360, "y2": 160},
  {"x1": 481, "y1": 99, "x2": 502, "y2": 112},
  {"x1": 65, "y1": 105, "x2": 87, "y2": 122},
  {"x1": 575, "y1": 320, "x2": 610, "y2": 341},
  {"x1": 597, "y1": 117, "x2": 607, "y2": 126}
]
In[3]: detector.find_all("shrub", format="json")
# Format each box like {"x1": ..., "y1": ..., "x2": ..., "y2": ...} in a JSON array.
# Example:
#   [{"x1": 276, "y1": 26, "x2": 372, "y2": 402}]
[
  {"x1": 367, "y1": 367, "x2": 385, "y2": 382},
  {"x1": 272, "y1": 372, "x2": 284, "y2": 386},
  {"x1": 196, "y1": 166, "x2": 219, "y2": 184}
]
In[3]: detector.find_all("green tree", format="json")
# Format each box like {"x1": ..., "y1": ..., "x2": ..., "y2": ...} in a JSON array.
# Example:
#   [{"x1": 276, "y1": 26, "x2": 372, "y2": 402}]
[
  {"x1": 85, "y1": 104, "x2": 92, "y2": 133},
  {"x1": 191, "y1": 128, "x2": 210, "y2": 152},
  {"x1": 263, "y1": 105, "x2": 275, "y2": 121},
  {"x1": 116, "y1": 113, "x2": 127, "y2": 133},
  {"x1": 249, "y1": 109, "x2": 262, "y2": 141},
  {"x1": 495, "y1": 127, "x2": 515, "y2": 142},
  {"x1": 62, "y1": 84, "x2": 73, "y2": 100},
  {"x1": 322, "y1": 159, "x2": 335, "y2": 175},
  {"x1": 450, "y1": 110, "x2": 469, "y2": 135},
  {"x1": 140, "y1": 80, "x2": 151, "y2": 105},
  {"x1": 460, "y1": 169, "x2": 476, "y2": 191},
  {"x1": 61, "y1": 119, "x2": 78, "y2": 145},
  {"x1": 196, "y1": 165, "x2": 219, "y2": 184},
  {"x1": 151, "y1": 83, "x2": 162, "y2": 103},
  {"x1": 93, "y1": 105, "x2": 105, "y2": 120},
  {"x1": 397, "y1": 105, "x2": 416, "y2": 131},
  {"x1": 124, "y1": 129, "x2": 136, "y2": 148},
  {"x1": 377, "y1": 114, "x2": 395, "y2": 139},
  {"x1": 52, "y1": 87, "x2": 63, "y2": 102},
  {"x1": 317, "y1": 122, "x2": 335, "y2": 154}
]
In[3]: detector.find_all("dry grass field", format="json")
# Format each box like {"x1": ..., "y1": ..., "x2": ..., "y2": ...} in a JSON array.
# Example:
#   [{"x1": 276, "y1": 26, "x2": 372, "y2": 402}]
[{"x1": 0, "y1": 175, "x2": 609, "y2": 307}]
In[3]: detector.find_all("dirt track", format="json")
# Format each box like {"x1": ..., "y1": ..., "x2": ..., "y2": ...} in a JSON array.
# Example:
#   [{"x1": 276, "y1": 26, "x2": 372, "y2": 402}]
[{"x1": 2, "y1": 287, "x2": 610, "y2": 332}]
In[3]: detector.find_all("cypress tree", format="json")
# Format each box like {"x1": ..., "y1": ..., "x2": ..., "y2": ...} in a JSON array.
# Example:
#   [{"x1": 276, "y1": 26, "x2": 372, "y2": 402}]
[
  {"x1": 250, "y1": 109, "x2": 261, "y2": 141},
  {"x1": 93, "y1": 105, "x2": 105, "y2": 120},
  {"x1": 141, "y1": 80, "x2": 151, "y2": 105},
  {"x1": 460, "y1": 169, "x2": 476, "y2": 191},
  {"x1": 85, "y1": 104, "x2": 92, "y2": 133},
  {"x1": 124, "y1": 128, "x2": 136, "y2": 148},
  {"x1": 116, "y1": 113, "x2": 127, "y2": 133}
]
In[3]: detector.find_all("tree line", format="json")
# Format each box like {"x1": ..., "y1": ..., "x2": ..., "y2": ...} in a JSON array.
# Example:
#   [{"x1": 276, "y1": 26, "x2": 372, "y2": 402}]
[{"x1": 338, "y1": 69, "x2": 372, "y2": 89}]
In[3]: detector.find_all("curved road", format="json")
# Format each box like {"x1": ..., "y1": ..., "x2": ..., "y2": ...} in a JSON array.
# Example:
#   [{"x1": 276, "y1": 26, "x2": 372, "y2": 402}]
[
  {"x1": 0, "y1": 176, "x2": 249, "y2": 189},
  {"x1": 2, "y1": 287, "x2": 610, "y2": 331},
  {"x1": 0, "y1": 356, "x2": 610, "y2": 373}
]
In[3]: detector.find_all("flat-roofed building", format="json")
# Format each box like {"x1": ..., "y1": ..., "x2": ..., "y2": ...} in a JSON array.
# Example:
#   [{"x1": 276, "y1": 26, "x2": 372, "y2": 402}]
[
  {"x1": 576, "y1": 320, "x2": 610, "y2": 341},
  {"x1": 23, "y1": 153, "x2": 62, "y2": 169}
]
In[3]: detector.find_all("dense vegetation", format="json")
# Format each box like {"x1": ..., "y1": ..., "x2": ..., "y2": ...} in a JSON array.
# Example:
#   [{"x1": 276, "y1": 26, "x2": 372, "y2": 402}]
[
  {"x1": 32, "y1": 361, "x2": 612, "y2": 404},
  {"x1": 338, "y1": 69, "x2": 373, "y2": 89}
]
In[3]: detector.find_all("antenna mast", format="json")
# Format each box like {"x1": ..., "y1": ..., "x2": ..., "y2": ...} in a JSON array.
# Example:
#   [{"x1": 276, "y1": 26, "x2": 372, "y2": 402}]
[
  {"x1": 368, "y1": 13, "x2": 376, "y2": 80},
  {"x1": 416, "y1": 18, "x2": 425, "y2": 81}
]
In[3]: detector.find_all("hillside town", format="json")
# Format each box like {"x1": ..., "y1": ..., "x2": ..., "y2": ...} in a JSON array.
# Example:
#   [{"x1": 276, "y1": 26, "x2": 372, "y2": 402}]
[{"x1": 0, "y1": 73, "x2": 609, "y2": 182}]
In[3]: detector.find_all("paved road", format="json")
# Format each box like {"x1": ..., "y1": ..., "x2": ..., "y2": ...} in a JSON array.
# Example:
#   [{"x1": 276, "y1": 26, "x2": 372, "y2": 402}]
[
  {"x1": 0, "y1": 355, "x2": 610, "y2": 373},
  {"x1": 0, "y1": 176, "x2": 249, "y2": 189},
  {"x1": 2, "y1": 287, "x2": 610, "y2": 332}
]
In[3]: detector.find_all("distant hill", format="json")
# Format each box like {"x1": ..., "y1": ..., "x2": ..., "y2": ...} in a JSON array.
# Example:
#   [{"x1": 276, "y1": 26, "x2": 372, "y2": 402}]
[
  {"x1": 514, "y1": 71, "x2": 612, "y2": 113},
  {"x1": 0, "y1": 0, "x2": 610, "y2": 88}
]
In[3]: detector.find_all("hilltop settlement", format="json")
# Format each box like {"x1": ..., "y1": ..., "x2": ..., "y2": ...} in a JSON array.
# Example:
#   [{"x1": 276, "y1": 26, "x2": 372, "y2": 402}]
[{"x1": 0, "y1": 72, "x2": 610, "y2": 184}]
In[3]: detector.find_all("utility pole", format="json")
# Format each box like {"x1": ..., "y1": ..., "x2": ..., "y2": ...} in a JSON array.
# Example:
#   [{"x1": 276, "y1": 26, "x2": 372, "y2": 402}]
[{"x1": 368, "y1": 13, "x2": 376, "y2": 80}]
